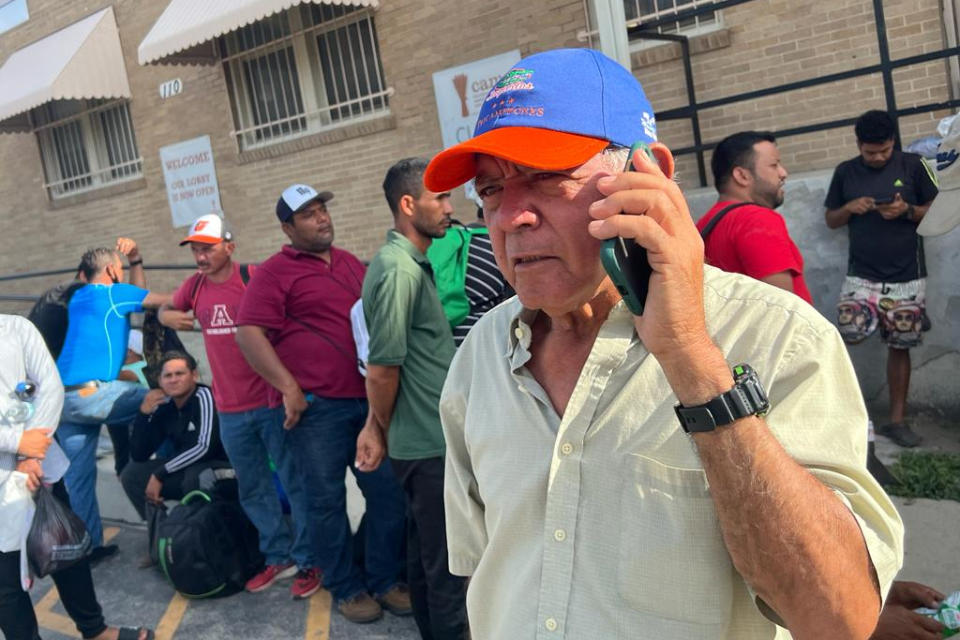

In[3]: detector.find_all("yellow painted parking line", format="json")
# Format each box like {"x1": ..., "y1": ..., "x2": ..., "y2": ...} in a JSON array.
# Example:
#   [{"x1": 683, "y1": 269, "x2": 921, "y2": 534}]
[
  {"x1": 35, "y1": 526, "x2": 127, "y2": 638},
  {"x1": 154, "y1": 593, "x2": 189, "y2": 640},
  {"x1": 304, "y1": 588, "x2": 332, "y2": 640}
]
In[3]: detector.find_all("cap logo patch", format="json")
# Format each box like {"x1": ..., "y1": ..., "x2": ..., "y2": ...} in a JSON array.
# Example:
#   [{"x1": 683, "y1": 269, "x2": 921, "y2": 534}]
[
  {"x1": 193, "y1": 220, "x2": 209, "y2": 231},
  {"x1": 936, "y1": 148, "x2": 958, "y2": 171},
  {"x1": 642, "y1": 112, "x2": 657, "y2": 141},
  {"x1": 295, "y1": 186, "x2": 312, "y2": 196},
  {"x1": 485, "y1": 69, "x2": 535, "y2": 103}
]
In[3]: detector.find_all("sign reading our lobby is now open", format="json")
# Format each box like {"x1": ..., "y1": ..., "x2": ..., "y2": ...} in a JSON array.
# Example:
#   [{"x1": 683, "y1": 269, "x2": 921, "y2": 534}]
[{"x1": 159, "y1": 135, "x2": 222, "y2": 228}]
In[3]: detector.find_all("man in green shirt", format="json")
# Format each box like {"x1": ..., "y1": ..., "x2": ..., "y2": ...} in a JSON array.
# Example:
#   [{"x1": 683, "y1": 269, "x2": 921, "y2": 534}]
[{"x1": 356, "y1": 157, "x2": 466, "y2": 639}]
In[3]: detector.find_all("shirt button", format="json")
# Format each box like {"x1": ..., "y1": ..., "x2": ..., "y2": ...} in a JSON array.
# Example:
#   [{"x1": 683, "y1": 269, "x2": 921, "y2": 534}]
[
  {"x1": 545, "y1": 618, "x2": 558, "y2": 631},
  {"x1": 560, "y1": 442, "x2": 573, "y2": 456},
  {"x1": 514, "y1": 327, "x2": 524, "y2": 340},
  {"x1": 554, "y1": 529, "x2": 566, "y2": 542}
]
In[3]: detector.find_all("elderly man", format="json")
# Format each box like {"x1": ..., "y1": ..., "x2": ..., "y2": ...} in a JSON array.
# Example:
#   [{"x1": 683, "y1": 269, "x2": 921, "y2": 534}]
[{"x1": 427, "y1": 48, "x2": 903, "y2": 640}]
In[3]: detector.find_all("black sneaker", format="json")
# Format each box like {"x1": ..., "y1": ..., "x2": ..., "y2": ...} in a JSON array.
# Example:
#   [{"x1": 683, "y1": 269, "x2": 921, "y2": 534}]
[{"x1": 877, "y1": 422, "x2": 922, "y2": 448}]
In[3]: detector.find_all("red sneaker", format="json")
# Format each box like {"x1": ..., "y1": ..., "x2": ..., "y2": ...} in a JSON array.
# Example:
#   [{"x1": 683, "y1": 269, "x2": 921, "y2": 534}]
[
  {"x1": 245, "y1": 563, "x2": 297, "y2": 593},
  {"x1": 290, "y1": 568, "x2": 322, "y2": 599}
]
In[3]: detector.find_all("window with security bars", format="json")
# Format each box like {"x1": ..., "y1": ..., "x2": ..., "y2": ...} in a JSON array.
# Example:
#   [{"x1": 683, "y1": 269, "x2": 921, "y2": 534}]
[
  {"x1": 220, "y1": 4, "x2": 389, "y2": 150},
  {"x1": 32, "y1": 99, "x2": 143, "y2": 199},
  {"x1": 624, "y1": 0, "x2": 719, "y2": 38}
]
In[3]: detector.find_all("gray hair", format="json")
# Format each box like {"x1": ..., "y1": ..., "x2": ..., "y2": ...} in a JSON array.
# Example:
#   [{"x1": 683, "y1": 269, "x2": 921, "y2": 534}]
[{"x1": 78, "y1": 247, "x2": 121, "y2": 280}]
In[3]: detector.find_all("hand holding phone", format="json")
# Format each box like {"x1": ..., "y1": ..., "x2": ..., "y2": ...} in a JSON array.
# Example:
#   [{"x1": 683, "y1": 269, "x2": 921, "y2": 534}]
[{"x1": 601, "y1": 142, "x2": 656, "y2": 315}]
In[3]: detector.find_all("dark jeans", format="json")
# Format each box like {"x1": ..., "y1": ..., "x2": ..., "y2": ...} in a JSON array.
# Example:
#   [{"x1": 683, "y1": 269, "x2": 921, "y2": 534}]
[
  {"x1": 0, "y1": 482, "x2": 106, "y2": 640},
  {"x1": 120, "y1": 458, "x2": 230, "y2": 520},
  {"x1": 106, "y1": 423, "x2": 130, "y2": 476},
  {"x1": 391, "y1": 457, "x2": 467, "y2": 640},
  {"x1": 283, "y1": 396, "x2": 405, "y2": 600}
]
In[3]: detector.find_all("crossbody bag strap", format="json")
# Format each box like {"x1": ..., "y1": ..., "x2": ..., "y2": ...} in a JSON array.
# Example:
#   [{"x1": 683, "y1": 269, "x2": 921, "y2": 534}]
[{"x1": 699, "y1": 201, "x2": 755, "y2": 240}]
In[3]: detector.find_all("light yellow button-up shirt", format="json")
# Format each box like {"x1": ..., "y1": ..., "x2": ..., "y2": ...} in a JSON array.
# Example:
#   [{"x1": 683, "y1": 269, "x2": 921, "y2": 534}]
[{"x1": 441, "y1": 267, "x2": 904, "y2": 640}]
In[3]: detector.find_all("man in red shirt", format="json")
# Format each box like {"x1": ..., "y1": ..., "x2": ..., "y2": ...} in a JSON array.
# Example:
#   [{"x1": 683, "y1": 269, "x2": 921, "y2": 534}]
[
  {"x1": 160, "y1": 214, "x2": 315, "y2": 597},
  {"x1": 236, "y1": 185, "x2": 408, "y2": 624},
  {"x1": 697, "y1": 131, "x2": 813, "y2": 304}
]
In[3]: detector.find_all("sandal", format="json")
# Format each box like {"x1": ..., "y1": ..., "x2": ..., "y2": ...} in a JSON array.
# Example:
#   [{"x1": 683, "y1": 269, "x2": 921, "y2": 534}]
[
  {"x1": 876, "y1": 422, "x2": 922, "y2": 448},
  {"x1": 116, "y1": 627, "x2": 154, "y2": 640}
]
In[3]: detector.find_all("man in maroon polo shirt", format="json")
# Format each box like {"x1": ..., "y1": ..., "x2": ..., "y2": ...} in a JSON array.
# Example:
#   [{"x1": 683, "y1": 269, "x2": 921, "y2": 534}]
[{"x1": 235, "y1": 185, "x2": 408, "y2": 624}]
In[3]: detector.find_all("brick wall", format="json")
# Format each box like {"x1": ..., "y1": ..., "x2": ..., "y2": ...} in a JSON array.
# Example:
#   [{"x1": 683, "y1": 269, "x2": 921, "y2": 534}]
[
  {"x1": 0, "y1": 0, "x2": 953, "y2": 310},
  {"x1": 0, "y1": 0, "x2": 586, "y2": 310}
]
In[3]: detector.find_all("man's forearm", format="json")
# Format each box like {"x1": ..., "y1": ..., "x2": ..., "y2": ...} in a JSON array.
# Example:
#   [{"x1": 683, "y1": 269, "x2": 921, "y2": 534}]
[
  {"x1": 661, "y1": 348, "x2": 879, "y2": 639},
  {"x1": 825, "y1": 206, "x2": 852, "y2": 229},
  {"x1": 365, "y1": 364, "x2": 400, "y2": 434},
  {"x1": 128, "y1": 262, "x2": 146, "y2": 288},
  {"x1": 235, "y1": 325, "x2": 298, "y2": 395}
]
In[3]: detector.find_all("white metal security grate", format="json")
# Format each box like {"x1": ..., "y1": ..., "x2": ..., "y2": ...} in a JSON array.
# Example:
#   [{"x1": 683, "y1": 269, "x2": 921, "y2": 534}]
[
  {"x1": 33, "y1": 99, "x2": 143, "y2": 199},
  {"x1": 221, "y1": 4, "x2": 390, "y2": 150},
  {"x1": 624, "y1": 0, "x2": 719, "y2": 37}
]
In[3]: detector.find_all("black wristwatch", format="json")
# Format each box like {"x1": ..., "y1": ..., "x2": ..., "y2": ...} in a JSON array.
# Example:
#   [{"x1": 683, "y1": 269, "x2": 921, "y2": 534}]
[{"x1": 675, "y1": 364, "x2": 770, "y2": 433}]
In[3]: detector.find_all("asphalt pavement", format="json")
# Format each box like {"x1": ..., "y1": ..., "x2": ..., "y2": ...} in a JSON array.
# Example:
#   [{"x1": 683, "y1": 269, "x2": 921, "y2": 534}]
[{"x1": 19, "y1": 413, "x2": 960, "y2": 639}]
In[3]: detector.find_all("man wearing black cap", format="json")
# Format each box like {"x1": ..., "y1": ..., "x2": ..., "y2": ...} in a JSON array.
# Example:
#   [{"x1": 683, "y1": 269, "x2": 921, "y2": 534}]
[
  {"x1": 429, "y1": 48, "x2": 902, "y2": 639},
  {"x1": 236, "y1": 185, "x2": 408, "y2": 621}
]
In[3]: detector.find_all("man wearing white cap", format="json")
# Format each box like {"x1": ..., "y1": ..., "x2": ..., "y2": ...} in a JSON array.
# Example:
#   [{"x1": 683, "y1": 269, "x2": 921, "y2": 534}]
[
  {"x1": 160, "y1": 213, "x2": 316, "y2": 597},
  {"x1": 429, "y1": 48, "x2": 902, "y2": 639},
  {"x1": 237, "y1": 186, "x2": 408, "y2": 622}
]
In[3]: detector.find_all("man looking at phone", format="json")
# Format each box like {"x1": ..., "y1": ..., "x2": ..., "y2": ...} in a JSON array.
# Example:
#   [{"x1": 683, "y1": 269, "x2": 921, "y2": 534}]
[
  {"x1": 427, "y1": 48, "x2": 902, "y2": 639},
  {"x1": 698, "y1": 131, "x2": 812, "y2": 304},
  {"x1": 825, "y1": 110, "x2": 938, "y2": 447}
]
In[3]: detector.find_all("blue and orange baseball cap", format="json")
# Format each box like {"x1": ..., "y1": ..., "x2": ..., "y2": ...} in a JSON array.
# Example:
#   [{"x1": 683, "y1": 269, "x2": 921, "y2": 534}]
[{"x1": 424, "y1": 48, "x2": 658, "y2": 192}]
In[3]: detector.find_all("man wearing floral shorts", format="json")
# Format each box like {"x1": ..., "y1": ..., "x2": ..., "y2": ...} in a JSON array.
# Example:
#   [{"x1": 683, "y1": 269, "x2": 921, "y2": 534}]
[{"x1": 825, "y1": 110, "x2": 938, "y2": 447}]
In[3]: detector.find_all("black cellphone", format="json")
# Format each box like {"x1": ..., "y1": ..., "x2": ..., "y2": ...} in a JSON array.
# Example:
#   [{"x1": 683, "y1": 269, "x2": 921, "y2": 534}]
[
  {"x1": 600, "y1": 142, "x2": 655, "y2": 316},
  {"x1": 873, "y1": 195, "x2": 894, "y2": 205}
]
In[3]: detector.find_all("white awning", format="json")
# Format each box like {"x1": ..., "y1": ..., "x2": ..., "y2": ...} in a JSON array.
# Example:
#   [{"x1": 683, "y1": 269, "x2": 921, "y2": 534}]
[
  {"x1": 0, "y1": 7, "x2": 130, "y2": 133},
  {"x1": 138, "y1": 0, "x2": 379, "y2": 66}
]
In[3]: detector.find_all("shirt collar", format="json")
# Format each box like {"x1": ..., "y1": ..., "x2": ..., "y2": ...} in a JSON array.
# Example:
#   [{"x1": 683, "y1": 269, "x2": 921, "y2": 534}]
[
  {"x1": 505, "y1": 300, "x2": 638, "y2": 369},
  {"x1": 281, "y1": 244, "x2": 335, "y2": 262},
  {"x1": 385, "y1": 229, "x2": 429, "y2": 265}
]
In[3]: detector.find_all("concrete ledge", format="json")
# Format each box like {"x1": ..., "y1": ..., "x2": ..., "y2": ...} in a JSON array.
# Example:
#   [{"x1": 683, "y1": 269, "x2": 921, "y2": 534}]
[
  {"x1": 235, "y1": 112, "x2": 397, "y2": 165},
  {"x1": 48, "y1": 177, "x2": 148, "y2": 210},
  {"x1": 630, "y1": 27, "x2": 731, "y2": 69}
]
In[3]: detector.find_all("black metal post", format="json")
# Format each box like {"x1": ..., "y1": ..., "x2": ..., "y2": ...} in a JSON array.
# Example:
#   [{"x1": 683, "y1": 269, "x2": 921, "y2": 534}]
[{"x1": 873, "y1": 0, "x2": 901, "y2": 146}]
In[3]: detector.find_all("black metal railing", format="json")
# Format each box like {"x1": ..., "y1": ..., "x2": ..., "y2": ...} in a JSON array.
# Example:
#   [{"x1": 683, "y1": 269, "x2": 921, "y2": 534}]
[{"x1": 630, "y1": 0, "x2": 960, "y2": 186}]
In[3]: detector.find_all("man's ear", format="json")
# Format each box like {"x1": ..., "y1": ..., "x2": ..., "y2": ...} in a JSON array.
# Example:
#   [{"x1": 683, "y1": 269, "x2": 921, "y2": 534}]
[
  {"x1": 649, "y1": 142, "x2": 675, "y2": 180},
  {"x1": 398, "y1": 194, "x2": 416, "y2": 218},
  {"x1": 731, "y1": 165, "x2": 752, "y2": 188},
  {"x1": 280, "y1": 220, "x2": 294, "y2": 240}
]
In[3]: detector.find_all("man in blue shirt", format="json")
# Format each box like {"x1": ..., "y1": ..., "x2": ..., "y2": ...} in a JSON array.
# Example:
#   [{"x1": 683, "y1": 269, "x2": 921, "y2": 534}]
[{"x1": 56, "y1": 239, "x2": 171, "y2": 560}]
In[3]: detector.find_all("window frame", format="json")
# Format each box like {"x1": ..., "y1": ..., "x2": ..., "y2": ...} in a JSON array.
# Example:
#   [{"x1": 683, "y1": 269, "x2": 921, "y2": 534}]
[
  {"x1": 220, "y1": 5, "x2": 391, "y2": 152},
  {"x1": 624, "y1": 0, "x2": 723, "y2": 48},
  {"x1": 31, "y1": 99, "x2": 143, "y2": 200}
]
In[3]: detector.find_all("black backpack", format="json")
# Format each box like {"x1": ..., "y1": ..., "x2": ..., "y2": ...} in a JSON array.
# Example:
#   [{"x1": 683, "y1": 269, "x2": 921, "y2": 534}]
[
  {"x1": 28, "y1": 280, "x2": 85, "y2": 359},
  {"x1": 155, "y1": 490, "x2": 262, "y2": 598}
]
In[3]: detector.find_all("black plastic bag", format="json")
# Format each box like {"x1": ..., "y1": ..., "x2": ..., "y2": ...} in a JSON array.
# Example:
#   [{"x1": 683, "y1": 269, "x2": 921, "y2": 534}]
[{"x1": 26, "y1": 485, "x2": 91, "y2": 577}]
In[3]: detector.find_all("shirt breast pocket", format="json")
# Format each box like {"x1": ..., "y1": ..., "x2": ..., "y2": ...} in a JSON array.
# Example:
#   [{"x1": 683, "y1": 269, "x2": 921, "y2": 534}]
[{"x1": 617, "y1": 453, "x2": 734, "y2": 627}]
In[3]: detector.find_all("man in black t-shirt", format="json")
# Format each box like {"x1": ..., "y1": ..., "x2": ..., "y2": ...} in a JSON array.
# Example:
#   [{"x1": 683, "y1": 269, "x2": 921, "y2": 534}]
[{"x1": 824, "y1": 110, "x2": 939, "y2": 447}]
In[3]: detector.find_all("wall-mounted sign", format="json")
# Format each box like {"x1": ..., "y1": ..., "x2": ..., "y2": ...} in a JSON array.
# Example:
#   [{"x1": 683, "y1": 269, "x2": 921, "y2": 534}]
[
  {"x1": 432, "y1": 50, "x2": 520, "y2": 203},
  {"x1": 159, "y1": 135, "x2": 222, "y2": 228},
  {"x1": 159, "y1": 78, "x2": 183, "y2": 99}
]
